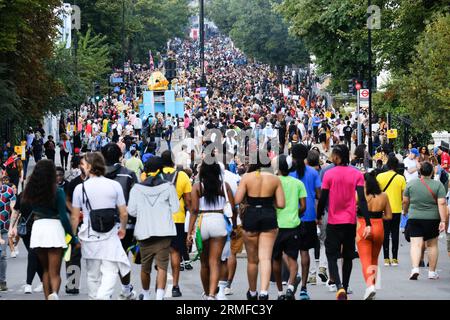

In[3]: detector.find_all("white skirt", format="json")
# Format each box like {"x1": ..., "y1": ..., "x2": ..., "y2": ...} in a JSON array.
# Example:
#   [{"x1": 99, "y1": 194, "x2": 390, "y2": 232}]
[{"x1": 30, "y1": 219, "x2": 67, "y2": 249}]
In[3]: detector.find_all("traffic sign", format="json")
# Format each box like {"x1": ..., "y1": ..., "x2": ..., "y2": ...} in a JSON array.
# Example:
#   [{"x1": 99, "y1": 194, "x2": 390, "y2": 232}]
[
  {"x1": 355, "y1": 83, "x2": 361, "y2": 90},
  {"x1": 387, "y1": 129, "x2": 398, "y2": 139},
  {"x1": 360, "y1": 89, "x2": 370, "y2": 98}
]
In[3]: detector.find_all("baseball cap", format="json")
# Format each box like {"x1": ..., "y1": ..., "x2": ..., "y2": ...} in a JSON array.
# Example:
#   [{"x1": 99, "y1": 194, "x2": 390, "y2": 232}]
[{"x1": 409, "y1": 148, "x2": 419, "y2": 157}]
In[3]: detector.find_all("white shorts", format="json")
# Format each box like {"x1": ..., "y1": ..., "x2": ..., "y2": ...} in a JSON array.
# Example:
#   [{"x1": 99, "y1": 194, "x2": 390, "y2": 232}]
[{"x1": 198, "y1": 212, "x2": 227, "y2": 241}]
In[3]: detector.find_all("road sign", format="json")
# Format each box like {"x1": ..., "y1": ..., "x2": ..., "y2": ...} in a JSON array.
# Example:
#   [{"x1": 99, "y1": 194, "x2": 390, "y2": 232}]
[
  {"x1": 355, "y1": 83, "x2": 361, "y2": 90},
  {"x1": 360, "y1": 88, "x2": 370, "y2": 107},
  {"x1": 387, "y1": 129, "x2": 398, "y2": 139},
  {"x1": 360, "y1": 89, "x2": 370, "y2": 98}
]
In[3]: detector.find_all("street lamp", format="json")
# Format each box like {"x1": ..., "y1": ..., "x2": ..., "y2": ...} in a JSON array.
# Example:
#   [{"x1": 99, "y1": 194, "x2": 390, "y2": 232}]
[
  {"x1": 199, "y1": 0, "x2": 206, "y2": 110},
  {"x1": 368, "y1": 0, "x2": 373, "y2": 163}
]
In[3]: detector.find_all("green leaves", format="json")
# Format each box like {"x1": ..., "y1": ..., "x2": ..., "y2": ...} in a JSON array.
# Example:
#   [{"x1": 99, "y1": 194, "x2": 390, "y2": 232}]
[
  {"x1": 209, "y1": 0, "x2": 310, "y2": 69},
  {"x1": 399, "y1": 13, "x2": 450, "y2": 132}
]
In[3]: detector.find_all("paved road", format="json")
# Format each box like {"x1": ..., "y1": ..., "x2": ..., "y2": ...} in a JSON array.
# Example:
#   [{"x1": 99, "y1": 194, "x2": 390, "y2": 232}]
[
  {"x1": 1, "y1": 233, "x2": 449, "y2": 300},
  {"x1": 3, "y1": 138, "x2": 449, "y2": 300}
]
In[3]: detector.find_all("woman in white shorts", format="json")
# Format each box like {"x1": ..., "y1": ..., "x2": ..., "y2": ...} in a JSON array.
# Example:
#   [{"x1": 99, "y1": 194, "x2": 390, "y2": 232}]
[{"x1": 187, "y1": 161, "x2": 236, "y2": 300}]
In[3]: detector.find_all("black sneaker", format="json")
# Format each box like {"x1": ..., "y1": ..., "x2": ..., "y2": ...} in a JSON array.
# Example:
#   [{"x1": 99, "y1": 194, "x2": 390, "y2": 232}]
[
  {"x1": 172, "y1": 286, "x2": 182, "y2": 298},
  {"x1": 277, "y1": 294, "x2": 286, "y2": 300},
  {"x1": 65, "y1": 287, "x2": 79, "y2": 295},
  {"x1": 184, "y1": 262, "x2": 193, "y2": 270},
  {"x1": 246, "y1": 290, "x2": 258, "y2": 300},
  {"x1": 259, "y1": 294, "x2": 269, "y2": 300},
  {"x1": 285, "y1": 289, "x2": 295, "y2": 300}
]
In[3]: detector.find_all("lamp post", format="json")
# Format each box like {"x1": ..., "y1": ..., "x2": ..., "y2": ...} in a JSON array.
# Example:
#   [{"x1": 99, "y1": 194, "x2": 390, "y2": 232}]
[
  {"x1": 368, "y1": 0, "x2": 373, "y2": 163},
  {"x1": 199, "y1": 0, "x2": 206, "y2": 110}
]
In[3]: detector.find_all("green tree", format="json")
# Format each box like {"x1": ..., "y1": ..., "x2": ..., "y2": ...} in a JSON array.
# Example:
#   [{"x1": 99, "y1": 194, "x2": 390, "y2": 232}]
[
  {"x1": 75, "y1": 0, "x2": 190, "y2": 67},
  {"x1": 46, "y1": 27, "x2": 111, "y2": 111},
  {"x1": 399, "y1": 13, "x2": 450, "y2": 132},
  {"x1": 208, "y1": 0, "x2": 310, "y2": 79}
]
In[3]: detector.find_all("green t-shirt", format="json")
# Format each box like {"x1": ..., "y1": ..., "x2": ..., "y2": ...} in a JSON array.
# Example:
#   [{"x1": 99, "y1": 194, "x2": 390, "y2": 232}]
[
  {"x1": 277, "y1": 175, "x2": 307, "y2": 228},
  {"x1": 404, "y1": 178, "x2": 446, "y2": 220}
]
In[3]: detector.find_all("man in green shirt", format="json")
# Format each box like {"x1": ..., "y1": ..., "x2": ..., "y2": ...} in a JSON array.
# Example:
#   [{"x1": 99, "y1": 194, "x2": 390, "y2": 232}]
[
  {"x1": 272, "y1": 155, "x2": 307, "y2": 300},
  {"x1": 125, "y1": 149, "x2": 144, "y2": 180}
]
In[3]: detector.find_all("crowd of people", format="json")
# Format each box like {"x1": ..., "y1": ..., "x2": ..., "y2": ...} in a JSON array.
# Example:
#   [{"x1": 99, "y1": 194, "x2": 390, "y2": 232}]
[{"x1": 0, "y1": 35, "x2": 449, "y2": 300}]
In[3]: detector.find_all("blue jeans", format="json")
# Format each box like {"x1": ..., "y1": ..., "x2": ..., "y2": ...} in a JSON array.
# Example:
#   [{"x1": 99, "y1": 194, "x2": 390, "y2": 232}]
[{"x1": 0, "y1": 231, "x2": 8, "y2": 282}]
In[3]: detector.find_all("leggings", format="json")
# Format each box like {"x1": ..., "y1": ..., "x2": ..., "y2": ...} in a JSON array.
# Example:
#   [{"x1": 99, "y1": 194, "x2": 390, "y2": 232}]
[
  {"x1": 21, "y1": 233, "x2": 43, "y2": 285},
  {"x1": 60, "y1": 150, "x2": 69, "y2": 169},
  {"x1": 383, "y1": 213, "x2": 401, "y2": 260},
  {"x1": 356, "y1": 218, "x2": 384, "y2": 286}
]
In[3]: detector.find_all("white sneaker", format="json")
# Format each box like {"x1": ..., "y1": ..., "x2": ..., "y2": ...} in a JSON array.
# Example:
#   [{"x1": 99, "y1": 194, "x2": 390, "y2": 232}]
[
  {"x1": 327, "y1": 281, "x2": 337, "y2": 292},
  {"x1": 48, "y1": 293, "x2": 59, "y2": 300},
  {"x1": 224, "y1": 287, "x2": 233, "y2": 295},
  {"x1": 217, "y1": 292, "x2": 228, "y2": 300},
  {"x1": 119, "y1": 286, "x2": 137, "y2": 300},
  {"x1": 14, "y1": 247, "x2": 19, "y2": 256},
  {"x1": 34, "y1": 283, "x2": 43, "y2": 293},
  {"x1": 10, "y1": 251, "x2": 17, "y2": 258},
  {"x1": 409, "y1": 268, "x2": 420, "y2": 280},
  {"x1": 363, "y1": 285, "x2": 376, "y2": 300},
  {"x1": 428, "y1": 271, "x2": 439, "y2": 280},
  {"x1": 24, "y1": 284, "x2": 32, "y2": 294}
]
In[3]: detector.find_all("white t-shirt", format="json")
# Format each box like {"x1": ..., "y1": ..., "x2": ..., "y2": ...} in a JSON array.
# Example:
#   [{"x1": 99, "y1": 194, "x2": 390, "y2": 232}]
[
  {"x1": 338, "y1": 123, "x2": 345, "y2": 136},
  {"x1": 223, "y1": 170, "x2": 241, "y2": 225},
  {"x1": 72, "y1": 176, "x2": 126, "y2": 221},
  {"x1": 403, "y1": 157, "x2": 419, "y2": 182}
]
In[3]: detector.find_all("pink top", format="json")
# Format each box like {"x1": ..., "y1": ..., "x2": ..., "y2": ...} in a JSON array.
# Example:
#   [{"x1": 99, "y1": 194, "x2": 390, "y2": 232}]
[
  {"x1": 184, "y1": 117, "x2": 191, "y2": 129},
  {"x1": 322, "y1": 166, "x2": 364, "y2": 225}
]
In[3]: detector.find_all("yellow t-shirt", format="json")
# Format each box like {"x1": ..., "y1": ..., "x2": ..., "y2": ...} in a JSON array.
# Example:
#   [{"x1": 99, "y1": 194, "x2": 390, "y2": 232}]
[
  {"x1": 376, "y1": 170, "x2": 406, "y2": 213},
  {"x1": 102, "y1": 119, "x2": 109, "y2": 133},
  {"x1": 162, "y1": 167, "x2": 192, "y2": 223}
]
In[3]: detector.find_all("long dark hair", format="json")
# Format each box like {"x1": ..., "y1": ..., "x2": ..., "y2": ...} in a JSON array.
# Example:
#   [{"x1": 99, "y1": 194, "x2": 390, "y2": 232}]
[
  {"x1": 199, "y1": 161, "x2": 223, "y2": 205},
  {"x1": 291, "y1": 143, "x2": 308, "y2": 179},
  {"x1": 22, "y1": 159, "x2": 57, "y2": 207},
  {"x1": 364, "y1": 171, "x2": 382, "y2": 196}
]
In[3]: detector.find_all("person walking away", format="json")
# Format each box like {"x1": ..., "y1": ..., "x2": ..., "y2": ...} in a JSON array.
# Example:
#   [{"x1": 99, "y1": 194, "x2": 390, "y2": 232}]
[
  {"x1": 10, "y1": 160, "x2": 74, "y2": 300},
  {"x1": 125, "y1": 149, "x2": 144, "y2": 181},
  {"x1": 160, "y1": 151, "x2": 192, "y2": 297},
  {"x1": 234, "y1": 156, "x2": 285, "y2": 300},
  {"x1": 59, "y1": 134, "x2": 72, "y2": 171},
  {"x1": 357, "y1": 171, "x2": 392, "y2": 300},
  {"x1": 376, "y1": 155, "x2": 406, "y2": 266},
  {"x1": 70, "y1": 152, "x2": 130, "y2": 300},
  {"x1": 403, "y1": 162, "x2": 447, "y2": 280},
  {"x1": 316, "y1": 144, "x2": 372, "y2": 300},
  {"x1": 343, "y1": 121, "x2": 353, "y2": 151},
  {"x1": 128, "y1": 157, "x2": 179, "y2": 300},
  {"x1": 10, "y1": 189, "x2": 44, "y2": 294},
  {"x1": 290, "y1": 144, "x2": 322, "y2": 299},
  {"x1": 44, "y1": 136, "x2": 56, "y2": 163},
  {"x1": 187, "y1": 161, "x2": 236, "y2": 300},
  {"x1": 272, "y1": 155, "x2": 306, "y2": 300},
  {"x1": 134, "y1": 114, "x2": 143, "y2": 139},
  {"x1": 0, "y1": 172, "x2": 16, "y2": 291},
  {"x1": 32, "y1": 132, "x2": 44, "y2": 163},
  {"x1": 102, "y1": 143, "x2": 138, "y2": 300}
]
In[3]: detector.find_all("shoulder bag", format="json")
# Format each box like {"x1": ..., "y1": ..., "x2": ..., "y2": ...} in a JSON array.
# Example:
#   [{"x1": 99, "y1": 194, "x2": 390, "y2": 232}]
[{"x1": 82, "y1": 181, "x2": 117, "y2": 233}]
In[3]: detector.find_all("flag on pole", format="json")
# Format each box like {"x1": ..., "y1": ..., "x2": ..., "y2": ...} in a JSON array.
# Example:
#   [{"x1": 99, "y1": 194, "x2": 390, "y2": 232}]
[{"x1": 149, "y1": 50, "x2": 154, "y2": 71}]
